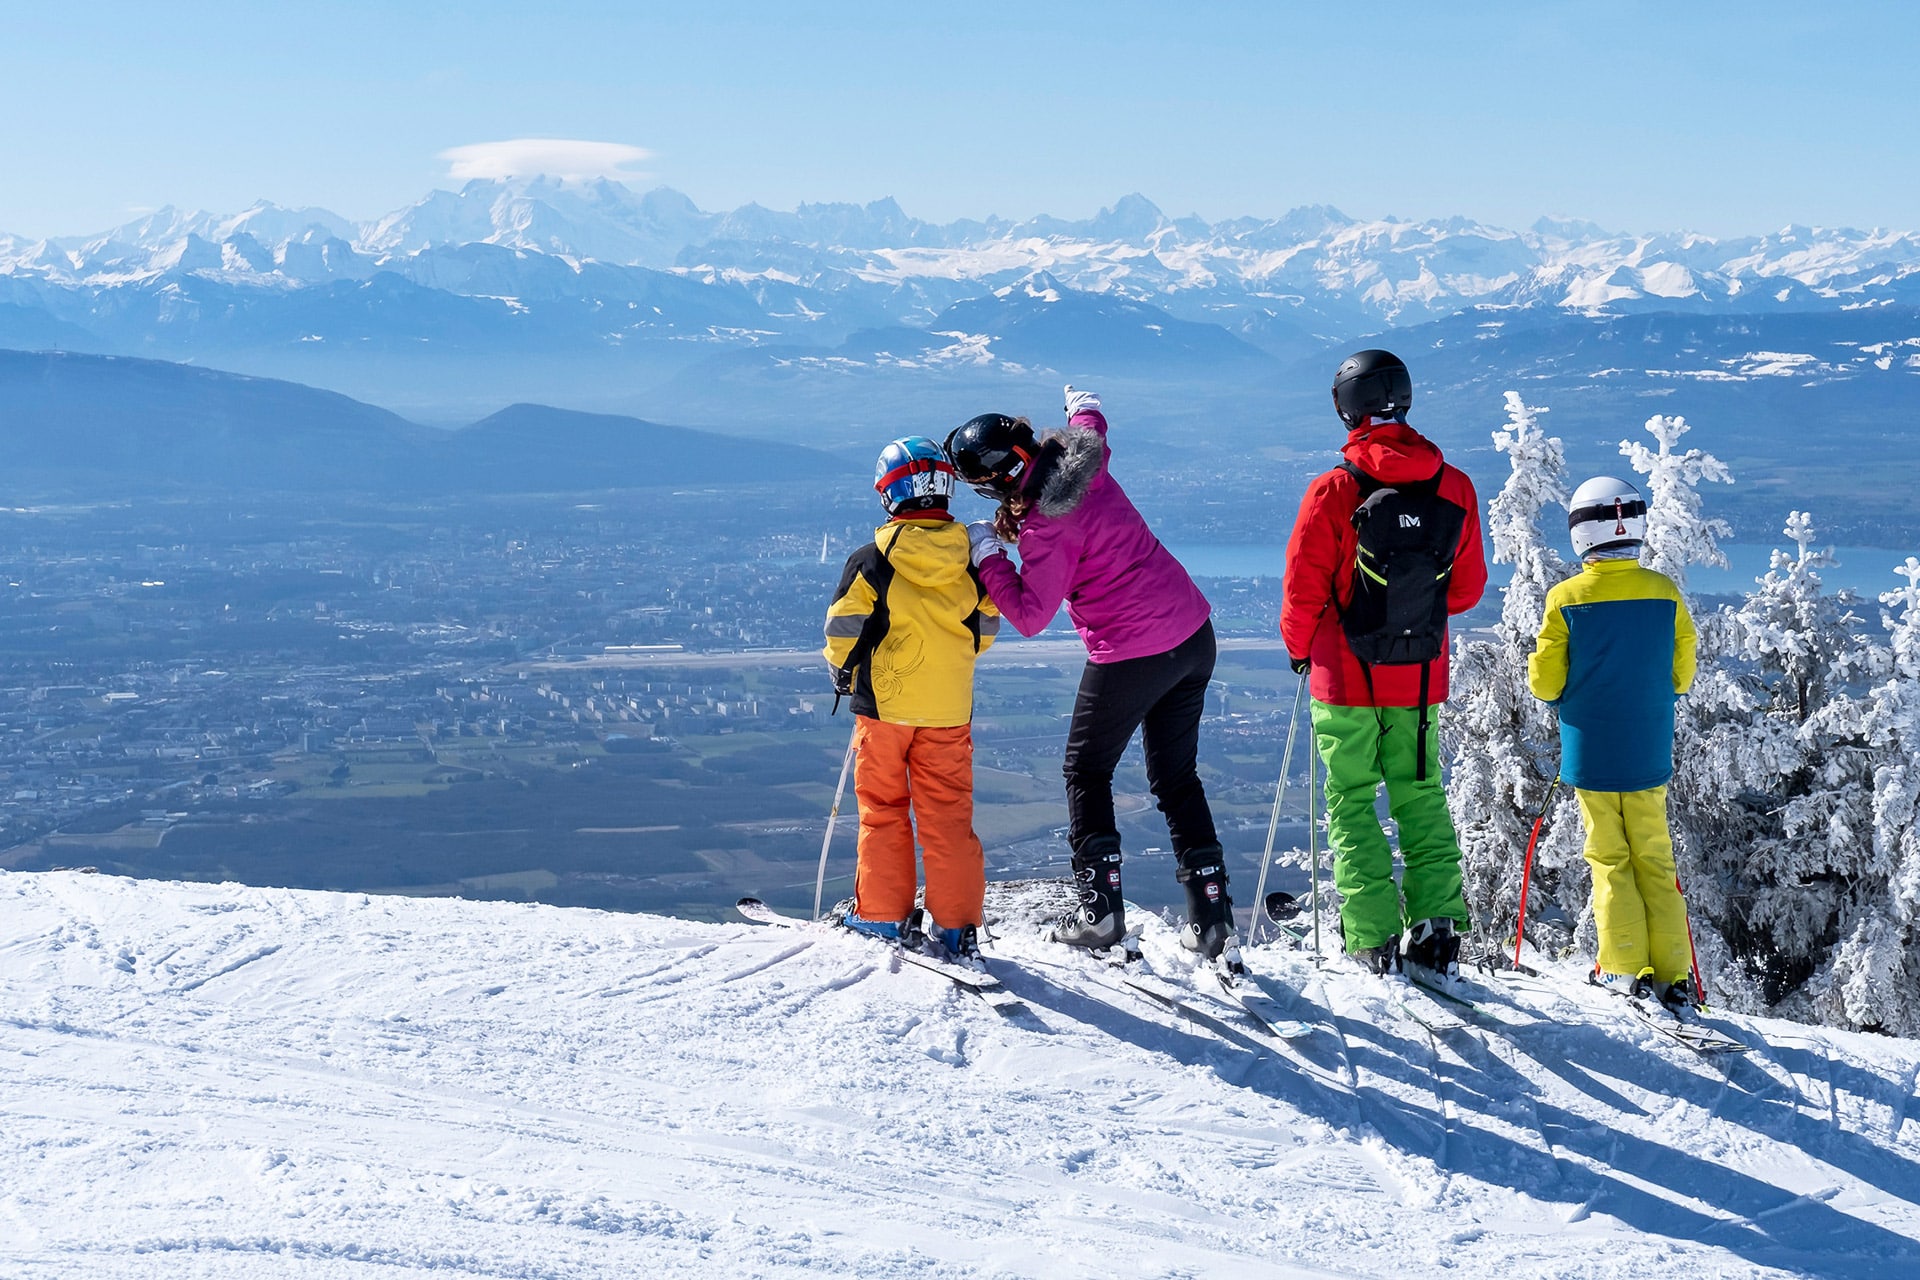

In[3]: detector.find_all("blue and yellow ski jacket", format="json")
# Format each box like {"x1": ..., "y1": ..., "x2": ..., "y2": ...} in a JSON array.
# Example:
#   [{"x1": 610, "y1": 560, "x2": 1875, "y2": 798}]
[{"x1": 1528, "y1": 559, "x2": 1697, "y2": 793}]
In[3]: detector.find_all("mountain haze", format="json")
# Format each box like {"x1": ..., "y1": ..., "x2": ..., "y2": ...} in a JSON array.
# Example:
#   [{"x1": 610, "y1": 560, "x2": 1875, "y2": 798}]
[{"x1": 0, "y1": 350, "x2": 852, "y2": 495}]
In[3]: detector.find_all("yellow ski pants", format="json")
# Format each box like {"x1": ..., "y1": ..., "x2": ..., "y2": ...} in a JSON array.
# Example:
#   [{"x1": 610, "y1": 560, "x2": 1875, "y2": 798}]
[{"x1": 1577, "y1": 785, "x2": 1693, "y2": 983}]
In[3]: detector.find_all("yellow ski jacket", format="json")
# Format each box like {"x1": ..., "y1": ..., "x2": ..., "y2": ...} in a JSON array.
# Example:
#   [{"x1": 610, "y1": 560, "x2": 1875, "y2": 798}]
[{"x1": 823, "y1": 514, "x2": 999, "y2": 726}]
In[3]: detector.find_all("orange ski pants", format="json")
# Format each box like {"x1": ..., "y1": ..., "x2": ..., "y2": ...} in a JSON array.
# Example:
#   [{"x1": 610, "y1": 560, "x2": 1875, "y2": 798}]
[{"x1": 851, "y1": 717, "x2": 986, "y2": 929}]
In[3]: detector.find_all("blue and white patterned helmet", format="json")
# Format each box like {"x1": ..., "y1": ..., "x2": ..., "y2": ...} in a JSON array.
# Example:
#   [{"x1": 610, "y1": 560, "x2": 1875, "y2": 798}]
[{"x1": 874, "y1": 436, "x2": 956, "y2": 514}]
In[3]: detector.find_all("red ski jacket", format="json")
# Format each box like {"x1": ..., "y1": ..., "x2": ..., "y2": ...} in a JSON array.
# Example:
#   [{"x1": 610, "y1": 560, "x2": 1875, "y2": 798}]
[{"x1": 1280, "y1": 420, "x2": 1487, "y2": 708}]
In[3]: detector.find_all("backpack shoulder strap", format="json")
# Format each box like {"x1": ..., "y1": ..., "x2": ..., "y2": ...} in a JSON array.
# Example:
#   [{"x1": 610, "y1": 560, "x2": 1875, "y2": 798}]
[
  {"x1": 832, "y1": 525, "x2": 907, "y2": 712},
  {"x1": 964, "y1": 562, "x2": 991, "y2": 654},
  {"x1": 1339, "y1": 460, "x2": 1382, "y2": 499}
]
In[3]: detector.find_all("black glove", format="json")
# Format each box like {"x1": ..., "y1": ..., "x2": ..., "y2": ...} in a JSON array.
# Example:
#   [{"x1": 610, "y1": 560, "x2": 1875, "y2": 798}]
[
  {"x1": 1289, "y1": 655, "x2": 1310, "y2": 676},
  {"x1": 831, "y1": 667, "x2": 853, "y2": 696}
]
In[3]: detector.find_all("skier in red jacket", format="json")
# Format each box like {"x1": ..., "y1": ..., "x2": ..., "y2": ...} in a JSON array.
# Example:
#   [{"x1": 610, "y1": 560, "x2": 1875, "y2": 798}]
[{"x1": 1280, "y1": 350, "x2": 1488, "y2": 980}]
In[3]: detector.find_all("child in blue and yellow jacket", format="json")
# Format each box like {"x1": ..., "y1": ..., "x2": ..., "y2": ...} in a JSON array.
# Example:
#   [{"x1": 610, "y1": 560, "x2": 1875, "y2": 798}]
[{"x1": 1528, "y1": 476, "x2": 1701, "y2": 1010}]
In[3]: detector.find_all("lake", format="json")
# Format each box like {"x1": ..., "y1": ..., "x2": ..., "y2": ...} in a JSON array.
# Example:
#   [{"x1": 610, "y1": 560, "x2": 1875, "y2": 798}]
[{"x1": 1169, "y1": 542, "x2": 1920, "y2": 599}]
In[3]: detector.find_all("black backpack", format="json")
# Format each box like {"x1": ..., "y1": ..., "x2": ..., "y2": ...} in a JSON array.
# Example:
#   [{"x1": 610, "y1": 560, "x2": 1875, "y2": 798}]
[{"x1": 1336, "y1": 461, "x2": 1466, "y2": 777}]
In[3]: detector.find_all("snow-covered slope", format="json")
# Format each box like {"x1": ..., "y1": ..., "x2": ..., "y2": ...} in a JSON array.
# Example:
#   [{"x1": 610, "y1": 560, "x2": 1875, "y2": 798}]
[{"x1": 4, "y1": 870, "x2": 1918, "y2": 1278}]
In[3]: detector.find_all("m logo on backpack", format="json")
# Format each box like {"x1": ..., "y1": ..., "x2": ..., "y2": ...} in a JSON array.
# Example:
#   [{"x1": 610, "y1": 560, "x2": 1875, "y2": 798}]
[{"x1": 1338, "y1": 462, "x2": 1465, "y2": 667}]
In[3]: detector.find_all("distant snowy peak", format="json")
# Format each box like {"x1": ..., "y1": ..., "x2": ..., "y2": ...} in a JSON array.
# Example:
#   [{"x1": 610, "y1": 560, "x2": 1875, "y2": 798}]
[
  {"x1": 216, "y1": 201, "x2": 357, "y2": 247},
  {"x1": 361, "y1": 177, "x2": 718, "y2": 267}
]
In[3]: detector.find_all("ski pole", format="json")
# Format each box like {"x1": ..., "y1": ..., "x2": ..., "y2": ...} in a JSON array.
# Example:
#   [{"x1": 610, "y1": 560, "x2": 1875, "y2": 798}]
[
  {"x1": 1677, "y1": 874, "x2": 1708, "y2": 1006},
  {"x1": 1512, "y1": 775, "x2": 1561, "y2": 970},
  {"x1": 1248, "y1": 678, "x2": 1309, "y2": 946},
  {"x1": 813, "y1": 723, "x2": 860, "y2": 920},
  {"x1": 1309, "y1": 715, "x2": 1321, "y2": 960}
]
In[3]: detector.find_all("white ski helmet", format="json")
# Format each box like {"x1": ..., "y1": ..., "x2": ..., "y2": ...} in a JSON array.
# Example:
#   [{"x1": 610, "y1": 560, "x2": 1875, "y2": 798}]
[{"x1": 1568, "y1": 475, "x2": 1647, "y2": 557}]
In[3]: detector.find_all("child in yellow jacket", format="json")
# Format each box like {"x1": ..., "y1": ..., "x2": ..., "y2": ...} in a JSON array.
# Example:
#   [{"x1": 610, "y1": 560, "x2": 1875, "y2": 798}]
[
  {"x1": 823, "y1": 436, "x2": 999, "y2": 957},
  {"x1": 1529, "y1": 476, "x2": 1701, "y2": 1010}
]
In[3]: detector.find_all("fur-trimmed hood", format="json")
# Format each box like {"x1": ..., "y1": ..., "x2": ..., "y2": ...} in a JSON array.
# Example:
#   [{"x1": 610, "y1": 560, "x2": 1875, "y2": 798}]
[{"x1": 1030, "y1": 426, "x2": 1106, "y2": 518}]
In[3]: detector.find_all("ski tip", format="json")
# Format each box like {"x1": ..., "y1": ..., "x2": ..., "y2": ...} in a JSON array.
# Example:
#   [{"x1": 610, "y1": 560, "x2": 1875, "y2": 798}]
[
  {"x1": 1263, "y1": 890, "x2": 1300, "y2": 923},
  {"x1": 734, "y1": 897, "x2": 780, "y2": 924}
]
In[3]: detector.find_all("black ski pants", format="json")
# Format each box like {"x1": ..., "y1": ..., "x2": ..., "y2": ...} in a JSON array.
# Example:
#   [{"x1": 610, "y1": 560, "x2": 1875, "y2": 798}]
[{"x1": 1062, "y1": 620, "x2": 1219, "y2": 858}]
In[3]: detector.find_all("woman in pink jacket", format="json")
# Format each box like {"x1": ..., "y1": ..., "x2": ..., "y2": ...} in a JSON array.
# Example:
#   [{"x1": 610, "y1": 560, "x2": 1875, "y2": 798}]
[{"x1": 945, "y1": 387, "x2": 1229, "y2": 960}]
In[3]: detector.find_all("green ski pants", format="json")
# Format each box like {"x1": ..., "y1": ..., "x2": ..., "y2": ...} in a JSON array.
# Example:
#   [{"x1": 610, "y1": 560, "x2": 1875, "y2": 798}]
[{"x1": 1310, "y1": 700, "x2": 1469, "y2": 953}]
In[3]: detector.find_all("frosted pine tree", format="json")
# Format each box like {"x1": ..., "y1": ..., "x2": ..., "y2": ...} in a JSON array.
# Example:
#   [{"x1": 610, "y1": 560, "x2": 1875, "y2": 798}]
[
  {"x1": 1617, "y1": 413, "x2": 1732, "y2": 593},
  {"x1": 1445, "y1": 392, "x2": 1575, "y2": 959},
  {"x1": 1814, "y1": 557, "x2": 1920, "y2": 1034},
  {"x1": 1689, "y1": 512, "x2": 1880, "y2": 1016}
]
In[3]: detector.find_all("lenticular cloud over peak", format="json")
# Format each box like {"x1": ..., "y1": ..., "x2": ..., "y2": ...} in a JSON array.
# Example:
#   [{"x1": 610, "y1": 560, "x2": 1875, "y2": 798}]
[{"x1": 439, "y1": 138, "x2": 654, "y2": 183}]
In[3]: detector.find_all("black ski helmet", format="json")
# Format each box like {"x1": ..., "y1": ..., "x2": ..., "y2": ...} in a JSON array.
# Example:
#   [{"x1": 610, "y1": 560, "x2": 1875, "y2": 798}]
[
  {"x1": 1331, "y1": 349, "x2": 1413, "y2": 428},
  {"x1": 944, "y1": 412, "x2": 1039, "y2": 498}
]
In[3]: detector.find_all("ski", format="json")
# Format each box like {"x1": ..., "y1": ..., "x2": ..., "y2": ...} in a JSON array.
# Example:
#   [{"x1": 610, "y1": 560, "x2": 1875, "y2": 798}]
[
  {"x1": 1267, "y1": 898, "x2": 1474, "y2": 1036},
  {"x1": 1262, "y1": 892, "x2": 1466, "y2": 1033},
  {"x1": 1586, "y1": 979, "x2": 1749, "y2": 1055},
  {"x1": 1403, "y1": 961, "x2": 1495, "y2": 1010},
  {"x1": 1004, "y1": 935, "x2": 1313, "y2": 1042},
  {"x1": 1203, "y1": 960, "x2": 1315, "y2": 1040},
  {"x1": 1116, "y1": 970, "x2": 1311, "y2": 1042},
  {"x1": 998, "y1": 942, "x2": 1226, "y2": 1037},
  {"x1": 1385, "y1": 974, "x2": 1469, "y2": 1032},
  {"x1": 735, "y1": 897, "x2": 1026, "y2": 1013}
]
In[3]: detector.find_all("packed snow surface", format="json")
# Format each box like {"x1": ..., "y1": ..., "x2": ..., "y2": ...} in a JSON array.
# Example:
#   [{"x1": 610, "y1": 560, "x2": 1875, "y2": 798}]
[{"x1": 3, "y1": 870, "x2": 1918, "y2": 1278}]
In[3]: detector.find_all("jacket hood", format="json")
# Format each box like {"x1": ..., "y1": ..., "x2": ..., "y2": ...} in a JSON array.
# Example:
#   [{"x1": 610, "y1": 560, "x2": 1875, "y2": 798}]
[
  {"x1": 1031, "y1": 426, "x2": 1105, "y2": 518},
  {"x1": 1340, "y1": 420, "x2": 1444, "y2": 487},
  {"x1": 873, "y1": 517, "x2": 972, "y2": 590}
]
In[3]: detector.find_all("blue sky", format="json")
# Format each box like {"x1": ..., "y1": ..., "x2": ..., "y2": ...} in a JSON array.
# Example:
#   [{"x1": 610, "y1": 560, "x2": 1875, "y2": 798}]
[{"x1": 3, "y1": 0, "x2": 1915, "y2": 238}]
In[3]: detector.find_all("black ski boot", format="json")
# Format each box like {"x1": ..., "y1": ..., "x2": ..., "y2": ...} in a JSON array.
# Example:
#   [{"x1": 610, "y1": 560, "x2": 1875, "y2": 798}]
[
  {"x1": 898, "y1": 907, "x2": 929, "y2": 951},
  {"x1": 1175, "y1": 844, "x2": 1236, "y2": 962},
  {"x1": 1050, "y1": 836, "x2": 1126, "y2": 950},
  {"x1": 1658, "y1": 976, "x2": 1703, "y2": 1019},
  {"x1": 1403, "y1": 917, "x2": 1462, "y2": 981},
  {"x1": 1352, "y1": 934, "x2": 1401, "y2": 976}
]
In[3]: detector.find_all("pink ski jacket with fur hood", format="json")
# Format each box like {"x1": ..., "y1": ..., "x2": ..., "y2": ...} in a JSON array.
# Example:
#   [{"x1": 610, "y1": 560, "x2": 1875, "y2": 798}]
[{"x1": 976, "y1": 408, "x2": 1211, "y2": 664}]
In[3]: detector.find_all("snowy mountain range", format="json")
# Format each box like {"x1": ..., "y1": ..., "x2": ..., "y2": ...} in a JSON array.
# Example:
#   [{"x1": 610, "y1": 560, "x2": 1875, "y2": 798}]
[
  {"x1": 5, "y1": 868, "x2": 1918, "y2": 1277},
  {"x1": 9, "y1": 178, "x2": 1920, "y2": 325}
]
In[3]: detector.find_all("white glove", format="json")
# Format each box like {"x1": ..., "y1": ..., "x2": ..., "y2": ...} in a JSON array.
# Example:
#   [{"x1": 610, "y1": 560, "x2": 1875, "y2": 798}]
[
  {"x1": 966, "y1": 520, "x2": 1005, "y2": 567},
  {"x1": 1063, "y1": 384, "x2": 1102, "y2": 418}
]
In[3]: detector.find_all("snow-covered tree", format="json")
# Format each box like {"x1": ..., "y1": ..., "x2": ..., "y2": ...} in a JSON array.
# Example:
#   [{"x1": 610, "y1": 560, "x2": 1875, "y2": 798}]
[
  {"x1": 1682, "y1": 513, "x2": 1886, "y2": 1019},
  {"x1": 1812, "y1": 557, "x2": 1920, "y2": 1035},
  {"x1": 1446, "y1": 393, "x2": 1577, "y2": 958},
  {"x1": 1618, "y1": 412, "x2": 1732, "y2": 593}
]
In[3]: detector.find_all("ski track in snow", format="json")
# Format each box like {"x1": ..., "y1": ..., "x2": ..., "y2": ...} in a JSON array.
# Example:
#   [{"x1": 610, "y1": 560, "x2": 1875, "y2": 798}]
[{"x1": 3, "y1": 872, "x2": 1919, "y2": 1279}]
